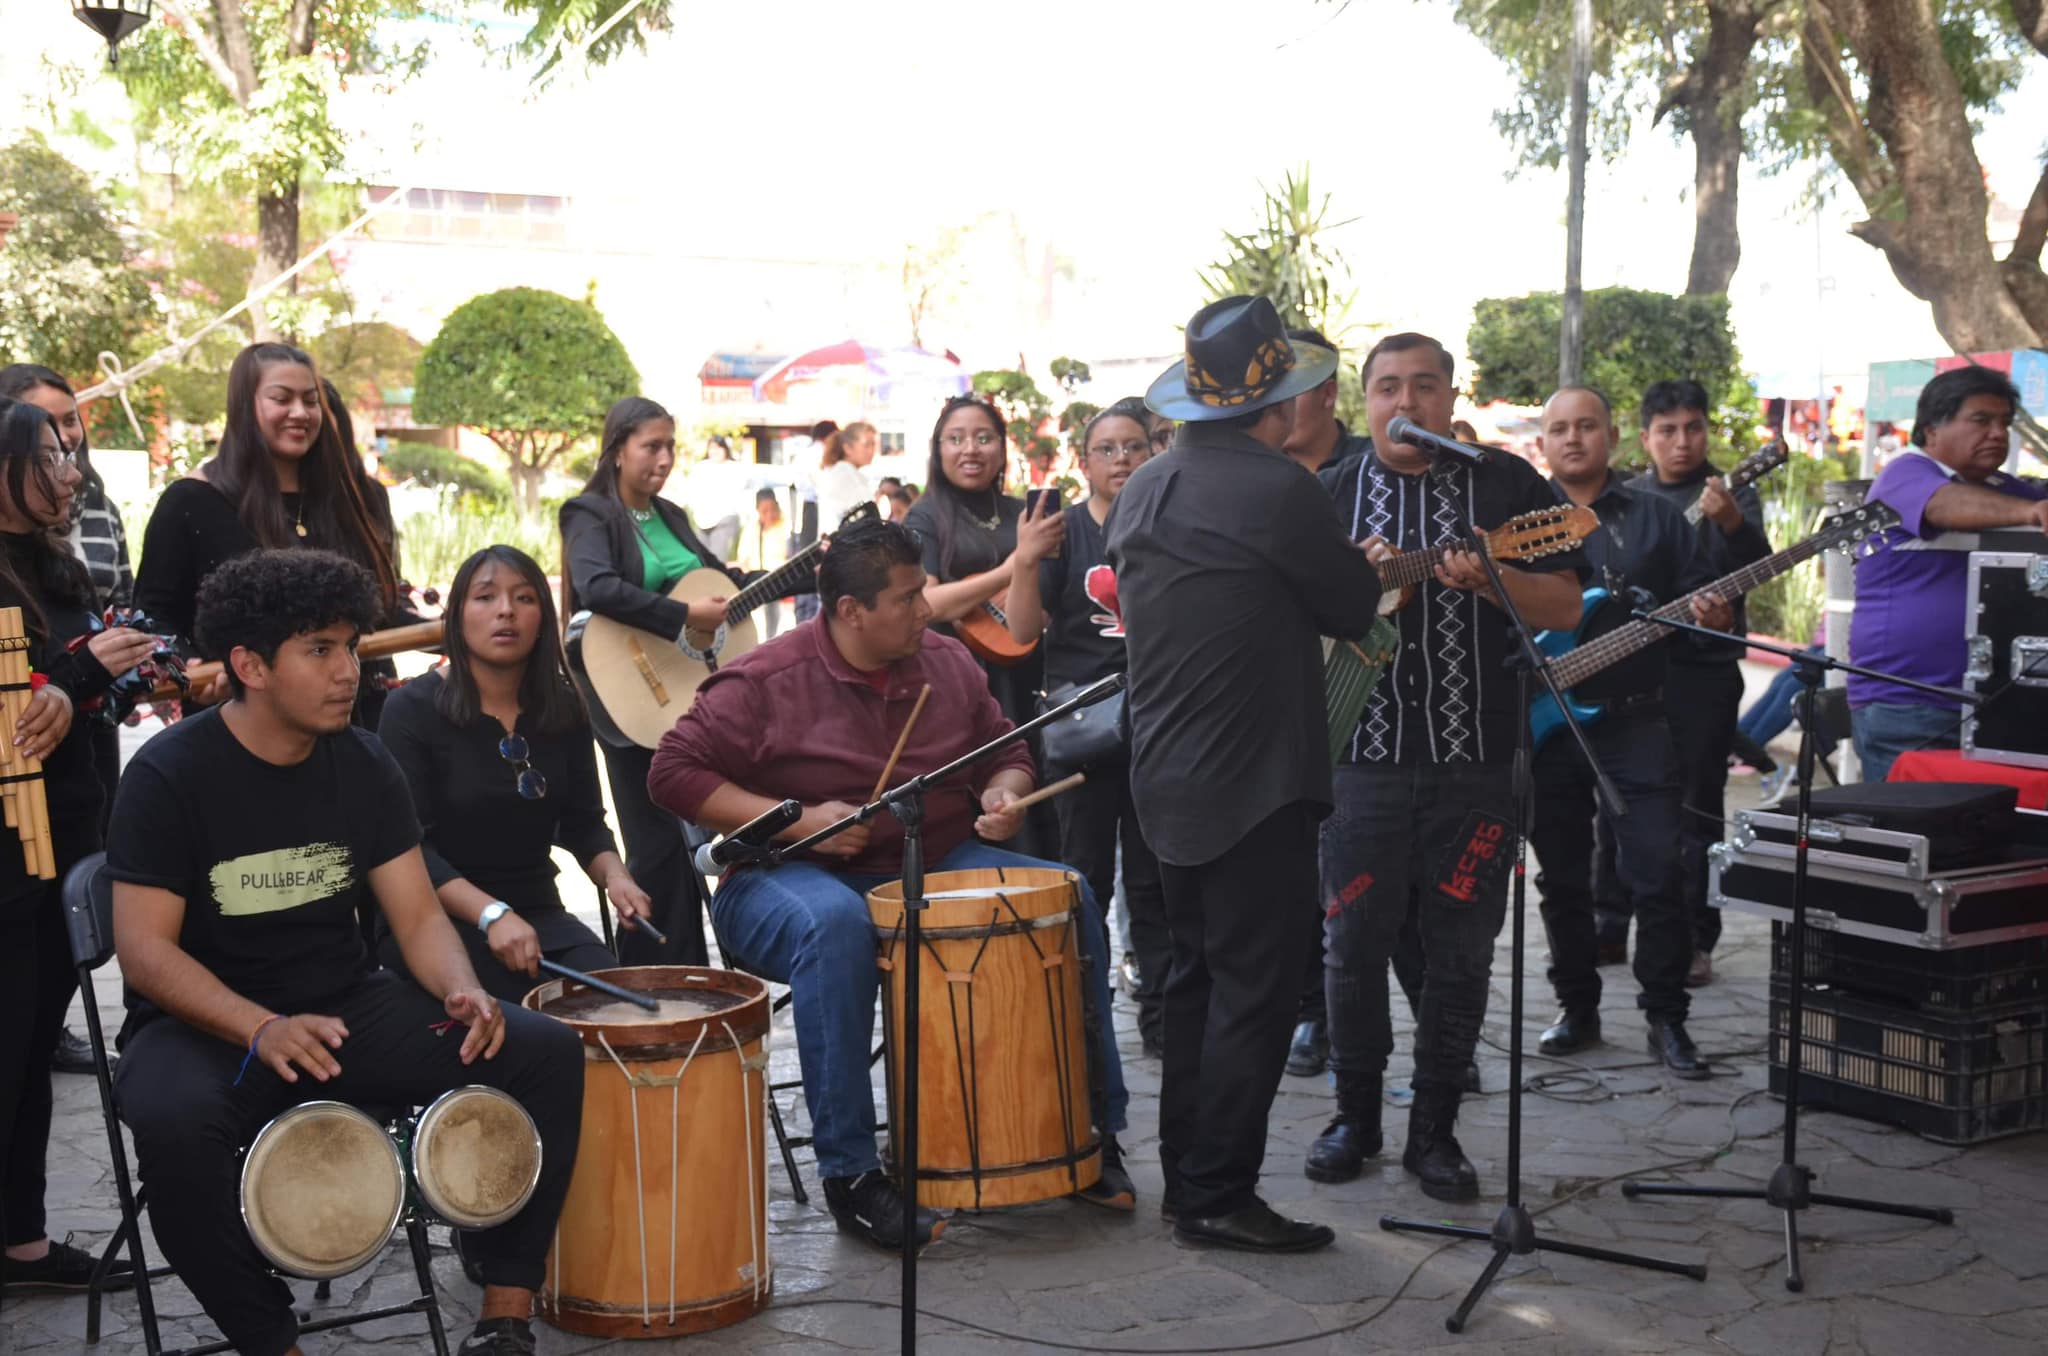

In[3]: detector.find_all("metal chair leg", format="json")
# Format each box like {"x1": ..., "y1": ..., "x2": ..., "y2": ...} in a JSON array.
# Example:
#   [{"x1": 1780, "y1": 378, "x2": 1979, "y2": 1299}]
[{"x1": 764, "y1": 1086, "x2": 809, "y2": 1204}]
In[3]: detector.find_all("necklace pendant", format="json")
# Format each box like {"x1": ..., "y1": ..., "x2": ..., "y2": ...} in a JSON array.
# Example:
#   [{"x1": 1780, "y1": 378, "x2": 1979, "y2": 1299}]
[{"x1": 295, "y1": 522, "x2": 308, "y2": 538}]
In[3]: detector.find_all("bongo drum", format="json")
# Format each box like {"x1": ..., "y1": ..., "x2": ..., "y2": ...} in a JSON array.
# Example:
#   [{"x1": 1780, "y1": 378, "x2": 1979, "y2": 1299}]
[
  {"x1": 408, "y1": 1085, "x2": 542, "y2": 1230},
  {"x1": 525, "y1": 966, "x2": 771, "y2": 1339},
  {"x1": 240, "y1": 1101, "x2": 406, "y2": 1280},
  {"x1": 868, "y1": 867, "x2": 1102, "y2": 1210}
]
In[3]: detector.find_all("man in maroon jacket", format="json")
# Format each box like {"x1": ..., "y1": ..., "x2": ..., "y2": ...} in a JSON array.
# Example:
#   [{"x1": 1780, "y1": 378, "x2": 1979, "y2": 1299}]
[{"x1": 649, "y1": 517, "x2": 1131, "y2": 1252}]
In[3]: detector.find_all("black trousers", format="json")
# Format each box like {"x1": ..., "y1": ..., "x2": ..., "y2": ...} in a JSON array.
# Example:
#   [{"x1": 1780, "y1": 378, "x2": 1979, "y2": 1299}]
[
  {"x1": 1666, "y1": 660, "x2": 1743, "y2": 955},
  {"x1": 116, "y1": 972, "x2": 584, "y2": 1356},
  {"x1": 1532, "y1": 709, "x2": 1690, "y2": 1022},
  {"x1": 1323, "y1": 763, "x2": 1512, "y2": 1096},
  {"x1": 1157, "y1": 802, "x2": 1321, "y2": 1218},
  {"x1": 599, "y1": 739, "x2": 710, "y2": 967},
  {"x1": 377, "y1": 906, "x2": 618, "y2": 1007},
  {"x1": 1054, "y1": 764, "x2": 1168, "y2": 1048}
]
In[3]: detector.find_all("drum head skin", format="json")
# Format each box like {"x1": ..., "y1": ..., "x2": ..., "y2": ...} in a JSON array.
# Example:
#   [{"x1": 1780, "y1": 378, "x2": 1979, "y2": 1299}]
[
  {"x1": 413, "y1": 1086, "x2": 542, "y2": 1229},
  {"x1": 240, "y1": 1102, "x2": 405, "y2": 1280}
]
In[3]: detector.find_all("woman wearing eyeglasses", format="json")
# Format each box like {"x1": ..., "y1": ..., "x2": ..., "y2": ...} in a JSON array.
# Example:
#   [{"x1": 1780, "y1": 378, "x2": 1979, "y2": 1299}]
[
  {"x1": 1002, "y1": 399, "x2": 1170, "y2": 1057},
  {"x1": 901, "y1": 394, "x2": 1064, "y2": 727},
  {"x1": 0, "y1": 398, "x2": 157, "y2": 1293},
  {"x1": 374, "y1": 545, "x2": 652, "y2": 1004}
]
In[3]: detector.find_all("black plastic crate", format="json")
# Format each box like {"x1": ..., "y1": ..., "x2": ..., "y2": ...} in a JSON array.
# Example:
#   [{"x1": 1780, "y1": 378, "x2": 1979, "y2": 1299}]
[
  {"x1": 1770, "y1": 923, "x2": 2048, "y2": 1013},
  {"x1": 1768, "y1": 981, "x2": 2048, "y2": 1144}
]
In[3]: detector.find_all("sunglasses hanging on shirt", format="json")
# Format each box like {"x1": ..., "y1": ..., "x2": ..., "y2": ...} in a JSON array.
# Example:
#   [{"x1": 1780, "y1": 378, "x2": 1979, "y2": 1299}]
[{"x1": 498, "y1": 733, "x2": 548, "y2": 800}]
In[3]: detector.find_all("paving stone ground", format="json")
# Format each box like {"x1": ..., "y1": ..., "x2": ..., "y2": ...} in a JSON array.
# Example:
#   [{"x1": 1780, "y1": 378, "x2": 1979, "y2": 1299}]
[{"x1": 5, "y1": 736, "x2": 2044, "y2": 1354}]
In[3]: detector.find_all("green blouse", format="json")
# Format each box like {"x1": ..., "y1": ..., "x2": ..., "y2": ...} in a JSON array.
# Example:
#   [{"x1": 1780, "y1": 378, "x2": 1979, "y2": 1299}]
[{"x1": 635, "y1": 510, "x2": 704, "y2": 593}]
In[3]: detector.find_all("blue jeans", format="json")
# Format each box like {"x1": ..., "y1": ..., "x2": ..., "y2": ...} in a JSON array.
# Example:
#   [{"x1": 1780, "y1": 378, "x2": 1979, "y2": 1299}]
[
  {"x1": 1851, "y1": 701, "x2": 1960, "y2": 786},
  {"x1": 1739, "y1": 648, "x2": 1824, "y2": 747},
  {"x1": 709, "y1": 840, "x2": 1125, "y2": 1180}
]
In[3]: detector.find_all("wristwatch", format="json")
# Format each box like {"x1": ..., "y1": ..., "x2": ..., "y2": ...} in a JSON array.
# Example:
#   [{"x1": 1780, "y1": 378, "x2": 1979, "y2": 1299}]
[{"x1": 476, "y1": 901, "x2": 512, "y2": 935}]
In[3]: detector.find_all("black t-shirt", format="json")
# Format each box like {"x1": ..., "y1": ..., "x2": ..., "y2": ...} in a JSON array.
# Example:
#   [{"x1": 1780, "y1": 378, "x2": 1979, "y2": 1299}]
[
  {"x1": 902, "y1": 490, "x2": 1044, "y2": 723},
  {"x1": 1037, "y1": 504, "x2": 1125, "y2": 691},
  {"x1": 106, "y1": 707, "x2": 421, "y2": 1025}
]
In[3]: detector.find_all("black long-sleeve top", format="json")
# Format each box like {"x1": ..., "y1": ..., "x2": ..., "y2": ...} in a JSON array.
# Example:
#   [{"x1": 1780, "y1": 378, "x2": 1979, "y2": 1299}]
[
  {"x1": 1625, "y1": 464, "x2": 1770, "y2": 665},
  {"x1": 133, "y1": 479, "x2": 257, "y2": 644},
  {"x1": 374, "y1": 669, "x2": 619, "y2": 933}
]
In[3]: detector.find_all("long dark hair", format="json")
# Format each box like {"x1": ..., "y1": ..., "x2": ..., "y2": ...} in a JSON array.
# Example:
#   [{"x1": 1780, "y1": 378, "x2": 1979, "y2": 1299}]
[
  {"x1": 0, "y1": 399, "x2": 94, "y2": 639},
  {"x1": 436, "y1": 545, "x2": 585, "y2": 736},
  {"x1": 0, "y1": 364, "x2": 109, "y2": 514},
  {"x1": 921, "y1": 394, "x2": 1009, "y2": 579},
  {"x1": 320, "y1": 377, "x2": 397, "y2": 550},
  {"x1": 207, "y1": 343, "x2": 399, "y2": 613}
]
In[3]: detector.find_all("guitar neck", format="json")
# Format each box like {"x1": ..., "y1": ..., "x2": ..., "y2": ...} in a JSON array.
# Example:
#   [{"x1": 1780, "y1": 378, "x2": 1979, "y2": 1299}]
[
  {"x1": 1375, "y1": 532, "x2": 1483, "y2": 590},
  {"x1": 725, "y1": 546, "x2": 821, "y2": 625},
  {"x1": 1550, "y1": 531, "x2": 1836, "y2": 689}
]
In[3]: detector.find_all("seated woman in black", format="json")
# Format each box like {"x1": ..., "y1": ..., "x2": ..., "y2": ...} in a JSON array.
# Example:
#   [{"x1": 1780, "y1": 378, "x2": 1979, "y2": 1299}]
[
  {"x1": 376, "y1": 545, "x2": 653, "y2": 1004},
  {"x1": 560, "y1": 396, "x2": 740, "y2": 967},
  {"x1": 0, "y1": 397, "x2": 157, "y2": 1291},
  {"x1": 134, "y1": 342, "x2": 404, "y2": 718}
]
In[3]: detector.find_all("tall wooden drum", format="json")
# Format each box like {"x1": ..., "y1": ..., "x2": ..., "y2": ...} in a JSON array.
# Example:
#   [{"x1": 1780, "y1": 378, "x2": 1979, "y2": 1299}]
[
  {"x1": 524, "y1": 967, "x2": 771, "y2": 1339},
  {"x1": 868, "y1": 867, "x2": 1101, "y2": 1210}
]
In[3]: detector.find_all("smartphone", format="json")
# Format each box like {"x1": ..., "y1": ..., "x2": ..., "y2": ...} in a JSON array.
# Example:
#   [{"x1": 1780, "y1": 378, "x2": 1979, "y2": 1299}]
[{"x1": 1024, "y1": 486, "x2": 1062, "y2": 519}]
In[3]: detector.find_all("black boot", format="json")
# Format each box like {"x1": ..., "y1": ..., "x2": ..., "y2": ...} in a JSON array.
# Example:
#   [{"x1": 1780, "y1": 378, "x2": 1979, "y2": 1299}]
[
  {"x1": 1402, "y1": 1087, "x2": 1479, "y2": 1202},
  {"x1": 1285, "y1": 1018, "x2": 1328, "y2": 1077},
  {"x1": 1304, "y1": 1076, "x2": 1382, "y2": 1183}
]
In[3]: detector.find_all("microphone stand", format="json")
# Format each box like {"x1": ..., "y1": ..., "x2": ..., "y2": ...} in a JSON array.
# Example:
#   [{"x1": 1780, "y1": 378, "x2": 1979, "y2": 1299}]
[
  {"x1": 1378, "y1": 528, "x2": 1707, "y2": 1333},
  {"x1": 1617, "y1": 613, "x2": 1961, "y2": 1291},
  {"x1": 713, "y1": 672, "x2": 1126, "y2": 1356}
]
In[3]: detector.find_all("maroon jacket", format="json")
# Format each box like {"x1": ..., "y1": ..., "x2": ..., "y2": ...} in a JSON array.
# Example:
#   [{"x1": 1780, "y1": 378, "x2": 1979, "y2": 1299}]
[{"x1": 648, "y1": 617, "x2": 1036, "y2": 877}]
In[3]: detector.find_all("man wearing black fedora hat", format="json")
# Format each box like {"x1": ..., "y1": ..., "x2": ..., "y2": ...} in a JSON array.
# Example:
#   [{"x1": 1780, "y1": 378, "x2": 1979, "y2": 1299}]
[{"x1": 1107, "y1": 295, "x2": 1383, "y2": 1253}]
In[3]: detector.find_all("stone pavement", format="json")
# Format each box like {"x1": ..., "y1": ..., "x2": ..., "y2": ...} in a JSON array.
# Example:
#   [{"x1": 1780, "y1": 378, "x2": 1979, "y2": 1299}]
[{"x1": 6, "y1": 777, "x2": 2046, "y2": 1354}]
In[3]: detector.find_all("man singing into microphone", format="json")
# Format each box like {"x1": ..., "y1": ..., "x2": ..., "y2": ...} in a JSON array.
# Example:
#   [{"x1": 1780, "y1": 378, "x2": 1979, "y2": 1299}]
[
  {"x1": 647, "y1": 517, "x2": 1132, "y2": 1251},
  {"x1": 1308, "y1": 333, "x2": 1586, "y2": 1202}
]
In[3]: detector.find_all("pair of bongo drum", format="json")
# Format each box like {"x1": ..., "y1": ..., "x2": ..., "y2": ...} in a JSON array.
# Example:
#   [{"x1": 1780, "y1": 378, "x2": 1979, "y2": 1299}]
[{"x1": 239, "y1": 1086, "x2": 541, "y2": 1281}]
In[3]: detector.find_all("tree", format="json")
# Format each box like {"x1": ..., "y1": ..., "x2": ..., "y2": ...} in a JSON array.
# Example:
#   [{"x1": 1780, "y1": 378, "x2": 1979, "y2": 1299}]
[
  {"x1": 1466, "y1": 287, "x2": 1754, "y2": 457},
  {"x1": 0, "y1": 135, "x2": 158, "y2": 391},
  {"x1": 113, "y1": 0, "x2": 673, "y2": 342},
  {"x1": 412, "y1": 288, "x2": 639, "y2": 514}
]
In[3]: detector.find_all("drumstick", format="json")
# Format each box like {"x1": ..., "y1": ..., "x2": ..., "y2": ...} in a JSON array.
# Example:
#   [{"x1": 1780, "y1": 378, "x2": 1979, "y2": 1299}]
[
  {"x1": 870, "y1": 683, "x2": 932, "y2": 800},
  {"x1": 1004, "y1": 772, "x2": 1086, "y2": 813},
  {"x1": 621, "y1": 912, "x2": 669, "y2": 945},
  {"x1": 536, "y1": 959, "x2": 660, "y2": 1012}
]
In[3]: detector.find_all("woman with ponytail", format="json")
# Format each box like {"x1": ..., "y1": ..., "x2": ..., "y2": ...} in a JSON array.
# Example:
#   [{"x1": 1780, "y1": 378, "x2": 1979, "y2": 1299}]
[{"x1": 559, "y1": 396, "x2": 738, "y2": 965}]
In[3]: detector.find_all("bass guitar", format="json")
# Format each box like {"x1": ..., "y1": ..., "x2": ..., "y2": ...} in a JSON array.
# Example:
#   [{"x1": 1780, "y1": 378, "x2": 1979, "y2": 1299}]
[
  {"x1": 568, "y1": 502, "x2": 879, "y2": 749},
  {"x1": 1682, "y1": 442, "x2": 1788, "y2": 527},
  {"x1": 1527, "y1": 501, "x2": 1899, "y2": 750}
]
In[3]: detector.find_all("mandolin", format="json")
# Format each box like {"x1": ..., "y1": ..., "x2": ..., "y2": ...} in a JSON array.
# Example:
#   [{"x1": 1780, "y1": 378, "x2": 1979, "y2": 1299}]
[
  {"x1": 568, "y1": 502, "x2": 878, "y2": 748},
  {"x1": 955, "y1": 591, "x2": 1037, "y2": 667},
  {"x1": 1368, "y1": 504, "x2": 1601, "y2": 615}
]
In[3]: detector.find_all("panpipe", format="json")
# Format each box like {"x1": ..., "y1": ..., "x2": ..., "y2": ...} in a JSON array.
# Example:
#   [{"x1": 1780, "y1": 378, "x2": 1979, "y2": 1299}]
[
  {"x1": 1322, "y1": 616, "x2": 1399, "y2": 766},
  {"x1": 153, "y1": 619, "x2": 445, "y2": 701},
  {"x1": 0, "y1": 607, "x2": 55, "y2": 880}
]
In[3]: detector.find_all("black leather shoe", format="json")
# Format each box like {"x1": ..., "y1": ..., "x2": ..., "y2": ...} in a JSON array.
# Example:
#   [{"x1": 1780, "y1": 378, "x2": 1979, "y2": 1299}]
[
  {"x1": 1284, "y1": 1019, "x2": 1328, "y2": 1077},
  {"x1": 1402, "y1": 1090, "x2": 1479, "y2": 1203},
  {"x1": 1539, "y1": 1008, "x2": 1601, "y2": 1056},
  {"x1": 1649, "y1": 1020, "x2": 1711, "y2": 1080},
  {"x1": 51, "y1": 1028, "x2": 100, "y2": 1076},
  {"x1": 1305, "y1": 1117, "x2": 1382, "y2": 1183},
  {"x1": 1174, "y1": 1202, "x2": 1334, "y2": 1253}
]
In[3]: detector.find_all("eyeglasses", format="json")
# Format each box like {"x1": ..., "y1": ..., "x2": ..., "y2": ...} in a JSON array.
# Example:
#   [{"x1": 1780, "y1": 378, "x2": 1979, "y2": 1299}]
[
  {"x1": 498, "y1": 733, "x2": 547, "y2": 800},
  {"x1": 1148, "y1": 428, "x2": 1174, "y2": 451},
  {"x1": 1087, "y1": 441, "x2": 1150, "y2": 462},
  {"x1": 942, "y1": 431, "x2": 1002, "y2": 452},
  {"x1": 36, "y1": 449, "x2": 77, "y2": 471}
]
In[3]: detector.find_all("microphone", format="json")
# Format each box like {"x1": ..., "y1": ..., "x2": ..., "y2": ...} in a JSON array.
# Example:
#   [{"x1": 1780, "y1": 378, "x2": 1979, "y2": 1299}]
[
  {"x1": 693, "y1": 799, "x2": 803, "y2": 874},
  {"x1": 1387, "y1": 416, "x2": 1488, "y2": 467}
]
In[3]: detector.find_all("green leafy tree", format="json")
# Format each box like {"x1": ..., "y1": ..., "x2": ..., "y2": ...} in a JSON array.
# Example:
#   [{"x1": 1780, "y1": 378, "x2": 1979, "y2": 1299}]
[
  {"x1": 413, "y1": 287, "x2": 638, "y2": 515},
  {"x1": 1466, "y1": 287, "x2": 1754, "y2": 460},
  {"x1": 1201, "y1": 166, "x2": 1369, "y2": 429},
  {"x1": 0, "y1": 135, "x2": 158, "y2": 392},
  {"x1": 114, "y1": 0, "x2": 673, "y2": 342},
  {"x1": 970, "y1": 368, "x2": 1057, "y2": 482}
]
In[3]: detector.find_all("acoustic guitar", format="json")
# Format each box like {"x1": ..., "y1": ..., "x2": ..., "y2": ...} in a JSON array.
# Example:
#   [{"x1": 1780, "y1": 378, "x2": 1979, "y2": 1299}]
[
  {"x1": 1682, "y1": 442, "x2": 1788, "y2": 527},
  {"x1": 568, "y1": 503, "x2": 878, "y2": 749}
]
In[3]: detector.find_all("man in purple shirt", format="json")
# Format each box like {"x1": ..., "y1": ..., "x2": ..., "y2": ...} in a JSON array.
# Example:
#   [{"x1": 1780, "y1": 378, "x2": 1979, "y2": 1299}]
[{"x1": 1850, "y1": 366, "x2": 2048, "y2": 782}]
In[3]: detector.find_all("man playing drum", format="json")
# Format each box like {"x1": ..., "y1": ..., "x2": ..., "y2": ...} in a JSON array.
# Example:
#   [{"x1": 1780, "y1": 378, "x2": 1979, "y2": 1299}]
[
  {"x1": 649, "y1": 516, "x2": 1133, "y2": 1251},
  {"x1": 109, "y1": 551, "x2": 584, "y2": 1356}
]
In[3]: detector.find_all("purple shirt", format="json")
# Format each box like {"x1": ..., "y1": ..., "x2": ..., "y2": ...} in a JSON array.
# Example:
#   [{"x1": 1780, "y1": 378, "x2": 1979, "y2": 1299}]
[{"x1": 1848, "y1": 450, "x2": 2047, "y2": 709}]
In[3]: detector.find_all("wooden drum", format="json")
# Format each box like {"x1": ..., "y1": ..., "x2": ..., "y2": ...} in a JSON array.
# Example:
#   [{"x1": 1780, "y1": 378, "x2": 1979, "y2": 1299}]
[
  {"x1": 868, "y1": 867, "x2": 1101, "y2": 1210},
  {"x1": 524, "y1": 967, "x2": 772, "y2": 1339}
]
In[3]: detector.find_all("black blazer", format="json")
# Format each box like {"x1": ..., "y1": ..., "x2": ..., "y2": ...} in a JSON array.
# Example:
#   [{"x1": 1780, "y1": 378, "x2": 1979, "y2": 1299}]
[{"x1": 559, "y1": 493, "x2": 744, "y2": 640}]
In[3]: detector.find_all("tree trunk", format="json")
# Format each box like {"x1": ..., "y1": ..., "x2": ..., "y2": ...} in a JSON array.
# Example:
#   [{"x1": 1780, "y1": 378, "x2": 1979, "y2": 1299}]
[
  {"x1": 1682, "y1": 1, "x2": 1759, "y2": 295},
  {"x1": 2003, "y1": 164, "x2": 2048, "y2": 340},
  {"x1": 513, "y1": 458, "x2": 543, "y2": 517},
  {"x1": 249, "y1": 175, "x2": 300, "y2": 343},
  {"x1": 1815, "y1": 0, "x2": 2042, "y2": 349}
]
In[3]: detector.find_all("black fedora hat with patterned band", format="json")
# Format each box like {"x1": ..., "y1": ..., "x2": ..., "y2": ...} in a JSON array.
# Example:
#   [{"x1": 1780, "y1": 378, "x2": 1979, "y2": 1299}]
[{"x1": 1145, "y1": 295, "x2": 1338, "y2": 422}]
